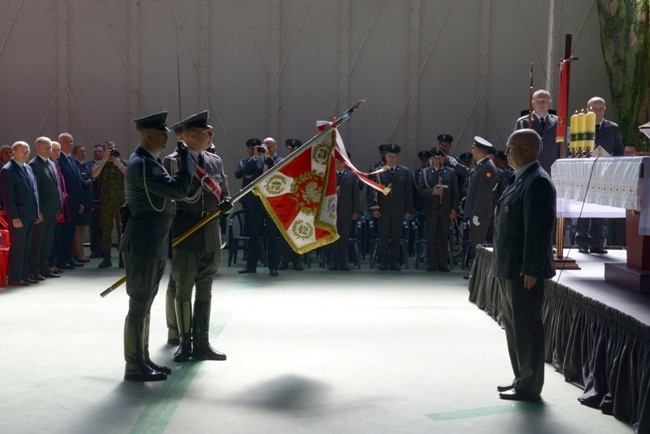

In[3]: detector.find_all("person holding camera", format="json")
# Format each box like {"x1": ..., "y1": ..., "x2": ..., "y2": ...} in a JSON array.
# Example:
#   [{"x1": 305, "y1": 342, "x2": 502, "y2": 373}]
[
  {"x1": 91, "y1": 140, "x2": 127, "y2": 268},
  {"x1": 239, "y1": 137, "x2": 282, "y2": 276}
]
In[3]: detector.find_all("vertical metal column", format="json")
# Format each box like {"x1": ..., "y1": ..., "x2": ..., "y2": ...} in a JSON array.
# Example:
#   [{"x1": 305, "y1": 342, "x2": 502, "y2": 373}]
[
  {"x1": 407, "y1": 0, "x2": 421, "y2": 159},
  {"x1": 338, "y1": 0, "x2": 350, "y2": 116},
  {"x1": 128, "y1": 0, "x2": 139, "y2": 144},
  {"x1": 269, "y1": 0, "x2": 281, "y2": 138},
  {"x1": 57, "y1": 0, "x2": 69, "y2": 132},
  {"x1": 476, "y1": 0, "x2": 491, "y2": 136},
  {"x1": 199, "y1": 0, "x2": 210, "y2": 109}
]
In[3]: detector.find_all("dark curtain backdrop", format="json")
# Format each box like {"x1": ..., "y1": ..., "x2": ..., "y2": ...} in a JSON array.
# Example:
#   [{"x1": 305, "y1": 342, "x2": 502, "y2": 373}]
[{"x1": 596, "y1": 0, "x2": 650, "y2": 149}]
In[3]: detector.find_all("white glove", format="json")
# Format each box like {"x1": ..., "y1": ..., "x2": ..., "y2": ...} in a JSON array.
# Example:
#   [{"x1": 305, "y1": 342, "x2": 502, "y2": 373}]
[
  {"x1": 447, "y1": 157, "x2": 458, "y2": 167},
  {"x1": 472, "y1": 215, "x2": 480, "y2": 226}
]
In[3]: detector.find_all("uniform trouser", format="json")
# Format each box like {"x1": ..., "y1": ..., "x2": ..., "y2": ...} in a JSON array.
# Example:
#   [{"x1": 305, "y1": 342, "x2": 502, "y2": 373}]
[
  {"x1": 575, "y1": 217, "x2": 605, "y2": 249},
  {"x1": 29, "y1": 216, "x2": 55, "y2": 275},
  {"x1": 425, "y1": 211, "x2": 449, "y2": 268},
  {"x1": 329, "y1": 217, "x2": 354, "y2": 266},
  {"x1": 247, "y1": 203, "x2": 279, "y2": 270},
  {"x1": 8, "y1": 220, "x2": 34, "y2": 281},
  {"x1": 498, "y1": 276, "x2": 545, "y2": 395},
  {"x1": 123, "y1": 252, "x2": 166, "y2": 318},
  {"x1": 100, "y1": 202, "x2": 122, "y2": 253},
  {"x1": 377, "y1": 215, "x2": 403, "y2": 267},
  {"x1": 170, "y1": 247, "x2": 219, "y2": 303}
]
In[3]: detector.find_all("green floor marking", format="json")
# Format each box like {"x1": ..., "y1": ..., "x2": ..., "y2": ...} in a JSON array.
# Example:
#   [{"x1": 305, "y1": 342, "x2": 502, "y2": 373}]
[
  {"x1": 130, "y1": 279, "x2": 251, "y2": 434},
  {"x1": 427, "y1": 401, "x2": 551, "y2": 421}
]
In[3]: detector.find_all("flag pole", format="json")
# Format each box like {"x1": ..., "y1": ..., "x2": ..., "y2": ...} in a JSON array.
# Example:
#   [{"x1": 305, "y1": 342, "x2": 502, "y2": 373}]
[{"x1": 100, "y1": 99, "x2": 366, "y2": 297}]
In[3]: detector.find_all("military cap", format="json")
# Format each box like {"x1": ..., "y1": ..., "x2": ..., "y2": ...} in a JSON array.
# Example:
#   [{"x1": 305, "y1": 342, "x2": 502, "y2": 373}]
[
  {"x1": 472, "y1": 136, "x2": 494, "y2": 150},
  {"x1": 246, "y1": 138, "x2": 262, "y2": 148},
  {"x1": 169, "y1": 122, "x2": 183, "y2": 135},
  {"x1": 418, "y1": 150, "x2": 433, "y2": 160},
  {"x1": 285, "y1": 138, "x2": 302, "y2": 149},
  {"x1": 494, "y1": 150, "x2": 507, "y2": 160},
  {"x1": 133, "y1": 112, "x2": 170, "y2": 132},
  {"x1": 384, "y1": 144, "x2": 401, "y2": 154},
  {"x1": 459, "y1": 152, "x2": 473, "y2": 162},
  {"x1": 179, "y1": 110, "x2": 212, "y2": 131},
  {"x1": 378, "y1": 144, "x2": 388, "y2": 154},
  {"x1": 437, "y1": 134, "x2": 454, "y2": 144},
  {"x1": 430, "y1": 147, "x2": 447, "y2": 157}
]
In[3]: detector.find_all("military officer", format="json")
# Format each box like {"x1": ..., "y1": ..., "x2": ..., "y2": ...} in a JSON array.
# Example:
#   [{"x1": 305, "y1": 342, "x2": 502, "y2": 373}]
[
  {"x1": 369, "y1": 144, "x2": 413, "y2": 271},
  {"x1": 464, "y1": 136, "x2": 499, "y2": 263},
  {"x1": 417, "y1": 147, "x2": 459, "y2": 271},
  {"x1": 329, "y1": 153, "x2": 360, "y2": 270},
  {"x1": 120, "y1": 112, "x2": 193, "y2": 382},
  {"x1": 514, "y1": 89, "x2": 559, "y2": 174},
  {"x1": 410, "y1": 150, "x2": 432, "y2": 256},
  {"x1": 163, "y1": 110, "x2": 232, "y2": 363}
]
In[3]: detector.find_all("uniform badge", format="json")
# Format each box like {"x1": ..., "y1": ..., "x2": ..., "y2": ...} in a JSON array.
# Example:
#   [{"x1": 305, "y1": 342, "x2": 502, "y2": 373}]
[
  {"x1": 486, "y1": 172, "x2": 492, "y2": 178},
  {"x1": 504, "y1": 205, "x2": 510, "y2": 213}
]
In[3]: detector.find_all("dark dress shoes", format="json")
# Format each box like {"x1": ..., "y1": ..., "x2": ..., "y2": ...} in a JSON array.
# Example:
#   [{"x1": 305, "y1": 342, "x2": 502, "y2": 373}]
[
  {"x1": 328, "y1": 264, "x2": 338, "y2": 271},
  {"x1": 238, "y1": 266, "x2": 257, "y2": 274},
  {"x1": 379, "y1": 264, "x2": 388, "y2": 271},
  {"x1": 438, "y1": 265, "x2": 451, "y2": 272},
  {"x1": 41, "y1": 271, "x2": 60, "y2": 278},
  {"x1": 56, "y1": 262, "x2": 75, "y2": 270},
  {"x1": 28, "y1": 273, "x2": 46, "y2": 281},
  {"x1": 72, "y1": 260, "x2": 85, "y2": 267},
  {"x1": 426, "y1": 265, "x2": 436, "y2": 272},
  {"x1": 390, "y1": 264, "x2": 401, "y2": 271},
  {"x1": 339, "y1": 264, "x2": 351, "y2": 271},
  {"x1": 578, "y1": 247, "x2": 590, "y2": 254},
  {"x1": 499, "y1": 389, "x2": 541, "y2": 401},
  {"x1": 124, "y1": 363, "x2": 167, "y2": 382},
  {"x1": 8, "y1": 280, "x2": 29, "y2": 286},
  {"x1": 269, "y1": 269, "x2": 279, "y2": 277},
  {"x1": 26, "y1": 277, "x2": 40, "y2": 284},
  {"x1": 497, "y1": 382, "x2": 515, "y2": 392},
  {"x1": 277, "y1": 263, "x2": 289, "y2": 270},
  {"x1": 293, "y1": 263, "x2": 304, "y2": 271},
  {"x1": 145, "y1": 358, "x2": 172, "y2": 375},
  {"x1": 590, "y1": 247, "x2": 608, "y2": 254}
]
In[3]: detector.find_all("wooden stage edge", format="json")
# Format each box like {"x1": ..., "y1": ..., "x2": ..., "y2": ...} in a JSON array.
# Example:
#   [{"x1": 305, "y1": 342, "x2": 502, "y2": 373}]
[{"x1": 604, "y1": 262, "x2": 650, "y2": 294}]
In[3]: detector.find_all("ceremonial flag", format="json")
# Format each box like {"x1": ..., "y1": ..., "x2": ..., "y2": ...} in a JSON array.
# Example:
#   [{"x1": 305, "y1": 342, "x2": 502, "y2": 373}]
[{"x1": 252, "y1": 129, "x2": 339, "y2": 254}]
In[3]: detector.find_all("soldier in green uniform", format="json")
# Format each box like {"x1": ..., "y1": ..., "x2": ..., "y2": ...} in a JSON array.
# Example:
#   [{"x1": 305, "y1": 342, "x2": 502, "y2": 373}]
[
  {"x1": 120, "y1": 112, "x2": 193, "y2": 382},
  {"x1": 163, "y1": 111, "x2": 232, "y2": 362},
  {"x1": 91, "y1": 141, "x2": 127, "y2": 268}
]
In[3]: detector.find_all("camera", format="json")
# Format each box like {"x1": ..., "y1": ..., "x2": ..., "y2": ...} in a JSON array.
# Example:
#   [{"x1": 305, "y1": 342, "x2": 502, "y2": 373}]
[
  {"x1": 256, "y1": 146, "x2": 265, "y2": 153},
  {"x1": 110, "y1": 149, "x2": 120, "y2": 158}
]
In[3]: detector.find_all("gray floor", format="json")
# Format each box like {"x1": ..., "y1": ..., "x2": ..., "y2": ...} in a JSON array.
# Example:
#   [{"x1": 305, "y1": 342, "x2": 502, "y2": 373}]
[{"x1": 0, "y1": 251, "x2": 633, "y2": 434}]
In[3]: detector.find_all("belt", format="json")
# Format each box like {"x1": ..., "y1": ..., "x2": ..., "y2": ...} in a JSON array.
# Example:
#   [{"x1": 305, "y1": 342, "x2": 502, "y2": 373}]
[{"x1": 129, "y1": 210, "x2": 174, "y2": 218}]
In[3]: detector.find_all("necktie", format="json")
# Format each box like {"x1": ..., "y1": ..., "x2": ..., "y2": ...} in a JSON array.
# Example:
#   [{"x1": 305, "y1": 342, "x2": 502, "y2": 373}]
[
  {"x1": 540, "y1": 117, "x2": 546, "y2": 131},
  {"x1": 198, "y1": 152, "x2": 205, "y2": 168},
  {"x1": 596, "y1": 124, "x2": 600, "y2": 133},
  {"x1": 390, "y1": 167, "x2": 394, "y2": 174}
]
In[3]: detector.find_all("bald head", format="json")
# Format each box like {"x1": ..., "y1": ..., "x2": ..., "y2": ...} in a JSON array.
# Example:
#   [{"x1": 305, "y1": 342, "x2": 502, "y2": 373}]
[{"x1": 505, "y1": 129, "x2": 541, "y2": 170}]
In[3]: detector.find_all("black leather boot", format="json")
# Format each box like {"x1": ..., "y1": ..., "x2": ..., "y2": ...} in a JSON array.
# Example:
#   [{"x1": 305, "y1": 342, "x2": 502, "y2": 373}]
[
  {"x1": 98, "y1": 252, "x2": 112, "y2": 269},
  {"x1": 192, "y1": 300, "x2": 227, "y2": 361},
  {"x1": 173, "y1": 301, "x2": 192, "y2": 362},
  {"x1": 124, "y1": 316, "x2": 167, "y2": 381},
  {"x1": 143, "y1": 314, "x2": 172, "y2": 375}
]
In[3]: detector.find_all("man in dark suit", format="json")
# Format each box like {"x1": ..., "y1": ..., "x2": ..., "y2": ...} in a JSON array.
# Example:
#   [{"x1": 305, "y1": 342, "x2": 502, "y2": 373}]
[
  {"x1": 238, "y1": 137, "x2": 282, "y2": 276},
  {"x1": 163, "y1": 110, "x2": 231, "y2": 363},
  {"x1": 369, "y1": 144, "x2": 413, "y2": 271},
  {"x1": 464, "y1": 137, "x2": 498, "y2": 261},
  {"x1": 417, "y1": 147, "x2": 459, "y2": 272},
  {"x1": 120, "y1": 112, "x2": 193, "y2": 382},
  {"x1": 575, "y1": 96, "x2": 625, "y2": 254},
  {"x1": 0, "y1": 141, "x2": 42, "y2": 286},
  {"x1": 492, "y1": 129, "x2": 556, "y2": 401},
  {"x1": 514, "y1": 89, "x2": 559, "y2": 174},
  {"x1": 28, "y1": 137, "x2": 62, "y2": 280},
  {"x1": 329, "y1": 154, "x2": 360, "y2": 271},
  {"x1": 55, "y1": 132, "x2": 84, "y2": 269}
]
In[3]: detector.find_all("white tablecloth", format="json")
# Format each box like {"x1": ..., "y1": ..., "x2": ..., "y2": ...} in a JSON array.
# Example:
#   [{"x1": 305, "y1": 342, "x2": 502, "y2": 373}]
[{"x1": 551, "y1": 157, "x2": 650, "y2": 235}]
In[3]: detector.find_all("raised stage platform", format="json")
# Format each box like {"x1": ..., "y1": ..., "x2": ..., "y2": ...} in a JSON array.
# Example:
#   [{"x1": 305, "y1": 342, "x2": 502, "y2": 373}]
[{"x1": 468, "y1": 246, "x2": 650, "y2": 434}]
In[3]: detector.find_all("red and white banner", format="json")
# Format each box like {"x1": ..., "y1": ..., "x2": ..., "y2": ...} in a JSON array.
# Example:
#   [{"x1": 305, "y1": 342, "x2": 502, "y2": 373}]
[{"x1": 253, "y1": 130, "x2": 339, "y2": 254}]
